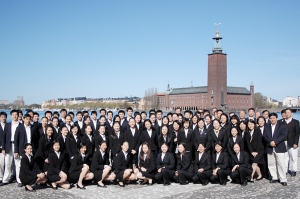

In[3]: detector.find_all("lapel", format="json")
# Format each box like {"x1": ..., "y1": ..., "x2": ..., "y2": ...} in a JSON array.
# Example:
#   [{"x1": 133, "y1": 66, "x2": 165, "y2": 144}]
[
  {"x1": 213, "y1": 153, "x2": 216, "y2": 163},
  {"x1": 273, "y1": 122, "x2": 280, "y2": 138}
]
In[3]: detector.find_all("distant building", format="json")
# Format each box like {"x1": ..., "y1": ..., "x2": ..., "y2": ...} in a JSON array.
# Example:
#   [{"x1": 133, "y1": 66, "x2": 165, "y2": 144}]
[
  {"x1": 157, "y1": 30, "x2": 254, "y2": 111},
  {"x1": 0, "y1": 100, "x2": 9, "y2": 105},
  {"x1": 282, "y1": 96, "x2": 298, "y2": 107},
  {"x1": 13, "y1": 96, "x2": 25, "y2": 106}
]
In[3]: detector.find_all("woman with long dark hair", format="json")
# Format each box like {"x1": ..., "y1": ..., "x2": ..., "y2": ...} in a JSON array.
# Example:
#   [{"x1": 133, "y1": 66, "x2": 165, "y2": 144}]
[
  {"x1": 66, "y1": 125, "x2": 81, "y2": 160},
  {"x1": 109, "y1": 122, "x2": 124, "y2": 159},
  {"x1": 158, "y1": 125, "x2": 174, "y2": 153}
]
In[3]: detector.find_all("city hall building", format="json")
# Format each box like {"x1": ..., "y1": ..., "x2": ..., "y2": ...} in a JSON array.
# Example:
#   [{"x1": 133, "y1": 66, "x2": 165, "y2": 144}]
[{"x1": 157, "y1": 30, "x2": 254, "y2": 111}]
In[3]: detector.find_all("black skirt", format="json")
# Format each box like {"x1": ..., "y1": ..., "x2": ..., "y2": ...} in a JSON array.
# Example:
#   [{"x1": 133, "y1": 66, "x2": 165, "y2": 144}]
[
  {"x1": 250, "y1": 150, "x2": 264, "y2": 164},
  {"x1": 47, "y1": 174, "x2": 61, "y2": 182},
  {"x1": 68, "y1": 170, "x2": 82, "y2": 183},
  {"x1": 138, "y1": 168, "x2": 155, "y2": 179},
  {"x1": 20, "y1": 175, "x2": 37, "y2": 186},
  {"x1": 93, "y1": 170, "x2": 104, "y2": 181},
  {"x1": 116, "y1": 170, "x2": 125, "y2": 181}
]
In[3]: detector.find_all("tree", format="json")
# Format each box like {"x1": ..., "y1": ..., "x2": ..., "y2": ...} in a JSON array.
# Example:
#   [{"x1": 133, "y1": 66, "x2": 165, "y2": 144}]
[
  {"x1": 143, "y1": 87, "x2": 159, "y2": 110},
  {"x1": 254, "y1": 92, "x2": 276, "y2": 109}
]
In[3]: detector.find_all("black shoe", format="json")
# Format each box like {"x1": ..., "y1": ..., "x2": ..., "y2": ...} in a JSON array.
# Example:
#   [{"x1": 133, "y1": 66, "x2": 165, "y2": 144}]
[
  {"x1": 241, "y1": 181, "x2": 248, "y2": 186},
  {"x1": 292, "y1": 172, "x2": 297, "y2": 177},
  {"x1": 39, "y1": 183, "x2": 47, "y2": 187},
  {"x1": 270, "y1": 180, "x2": 278, "y2": 183},
  {"x1": 256, "y1": 177, "x2": 263, "y2": 181},
  {"x1": 76, "y1": 184, "x2": 86, "y2": 190},
  {"x1": 97, "y1": 183, "x2": 107, "y2": 188},
  {"x1": 281, "y1": 182, "x2": 287, "y2": 186},
  {"x1": 220, "y1": 181, "x2": 227, "y2": 185},
  {"x1": 180, "y1": 182, "x2": 189, "y2": 185},
  {"x1": 141, "y1": 181, "x2": 148, "y2": 185},
  {"x1": 25, "y1": 186, "x2": 35, "y2": 192},
  {"x1": 163, "y1": 182, "x2": 171, "y2": 186},
  {"x1": 0, "y1": 182, "x2": 6, "y2": 186},
  {"x1": 17, "y1": 183, "x2": 23, "y2": 187},
  {"x1": 51, "y1": 184, "x2": 58, "y2": 190},
  {"x1": 202, "y1": 181, "x2": 209, "y2": 186}
]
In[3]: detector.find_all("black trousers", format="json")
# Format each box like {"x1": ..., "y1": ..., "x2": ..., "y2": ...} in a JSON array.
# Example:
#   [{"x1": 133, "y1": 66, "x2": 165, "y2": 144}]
[
  {"x1": 230, "y1": 167, "x2": 252, "y2": 184},
  {"x1": 210, "y1": 169, "x2": 230, "y2": 184},
  {"x1": 155, "y1": 168, "x2": 175, "y2": 184},
  {"x1": 192, "y1": 170, "x2": 212, "y2": 184},
  {"x1": 178, "y1": 170, "x2": 193, "y2": 183}
]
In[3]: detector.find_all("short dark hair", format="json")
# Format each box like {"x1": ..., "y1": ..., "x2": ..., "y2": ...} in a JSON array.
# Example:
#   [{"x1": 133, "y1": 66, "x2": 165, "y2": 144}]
[
  {"x1": 156, "y1": 110, "x2": 163, "y2": 114},
  {"x1": 100, "y1": 108, "x2": 107, "y2": 113},
  {"x1": 285, "y1": 108, "x2": 292, "y2": 113},
  {"x1": 60, "y1": 108, "x2": 67, "y2": 113},
  {"x1": 248, "y1": 108, "x2": 255, "y2": 112},
  {"x1": 91, "y1": 111, "x2": 97, "y2": 115},
  {"x1": 10, "y1": 109, "x2": 18, "y2": 115},
  {"x1": 44, "y1": 111, "x2": 52, "y2": 116},
  {"x1": 23, "y1": 114, "x2": 31, "y2": 119},
  {"x1": 126, "y1": 107, "x2": 133, "y2": 112},
  {"x1": 281, "y1": 109, "x2": 286, "y2": 114},
  {"x1": 107, "y1": 111, "x2": 113, "y2": 115},
  {"x1": 269, "y1": 112, "x2": 278, "y2": 118},
  {"x1": 76, "y1": 111, "x2": 83, "y2": 116},
  {"x1": 33, "y1": 112, "x2": 39, "y2": 116},
  {"x1": 262, "y1": 110, "x2": 270, "y2": 115},
  {"x1": 118, "y1": 110, "x2": 125, "y2": 114},
  {"x1": 0, "y1": 112, "x2": 7, "y2": 117}
]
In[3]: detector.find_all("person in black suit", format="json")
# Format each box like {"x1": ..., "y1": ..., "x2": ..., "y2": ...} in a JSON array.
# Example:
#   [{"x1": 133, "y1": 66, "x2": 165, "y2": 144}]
[
  {"x1": 210, "y1": 141, "x2": 231, "y2": 185},
  {"x1": 95, "y1": 125, "x2": 109, "y2": 151},
  {"x1": 158, "y1": 125, "x2": 174, "y2": 153},
  {"x1": 177, "y1": 119, "x2": 194, "y2": 154},
  {"x1": 134, "y1": 142, "x2": 156, "y2": 185},
  {"x1": 227, "y1": 127, "x2": 244, "y2": 159},
  {"x1": 204, "y1": 114, "x2": 213, "y2": 132},
  {"x1": 109, "y1": 122, "x2": 124, "y2": 159},
  {"x1": 51, "y1": 117, "x2": 60, "y2": 140},
  {"x1": 74, "y1": 111, "x2": 84, "y2": 133},
  {"x1": 171, "y1": 120, "x2": 181, "y2": 154},
  {"x1": 62, "y1": 115, "x2": 73, "y2": 133},
  {"x1": 239, "y1": 121, "x2": 247, "y2": 146},
  {"x1": 193, "y1": 118, "x2": 210, "y2": 154},
  {"x1": 134, "y1": 113, "x2": 143, "y2": 131},
  {"x1": 190, "y1": 115, "x2": 199, "y2": 131},
  {"x1": 192, "y1": 142, "x2": 212, "y2": 185},
  {"x1": 263, "y1": 113, "x2": 287, "y2": 186},
  {"x1": 124, "y1": 118, "x2": 141, "y2": 169},
  {"x1": 118, "y1": 110, "x2": 128, "y2": 132},
  {"x1": 66, "y1": 125, "x2": 81, "y2": 160},
  {"x1": 68, "y1": 143, "x2": 94, "y2": 189},
  {"x1": 57, "y1": 126, "x2": 68, "y2": 154},
  {"x1": 246, "y1": 120, "x2": 264, "y2": 181},
  {"x1": 174, "y1": 143, "x2": 193, "y2": 185},
  {"x1": 262, "y1": 110, "x2": 271, "y2": 125},
  {"x1": 208, "y1": 119, "x2": 228, "y2": 151},
  {"x1": 0, "y1": 111, "x2": 7, "y2": 183},
  {"x1": 155, "y1": 143, "x2": 175, "y2": 186},
  {"x1": 220, "y1": 113, "x2": 230, "y2": 136},
  {"x1": 20, "y1": 143, "x2": 46, "y2": 192},
  {"x1": 113, "y1": 141, "x2": 136, "y2": 187},
  {"x1": 80, "y1": 116, "x2": 91, "y2": 137},
  {"x1": 37, "y1": 117, "x2": 48, "y2": 144},
  {"x1": 47, "y1": 141, "x2": 70, "y2": 189},
  {"x1": 91, "y1": 141, "x2": 115, "y2": 188},
  {"x1": 34, "y1": 125, "x2": 54, "y2": 172},
  {"x1": 140, "y1": 120, "x2": 158, "y2": 160},
  {"x1": 90, "y1": 111, "x2": 99, "y2": 135},
  {"x1": 284, "y1": 108, "x2": 300, "y2": 177},
  {"x1": 230, "y1": 143, "x2": 252, "y2": 186},
  {"x1": 81, "y1": 125, "x2": 95, "y2": 159}
]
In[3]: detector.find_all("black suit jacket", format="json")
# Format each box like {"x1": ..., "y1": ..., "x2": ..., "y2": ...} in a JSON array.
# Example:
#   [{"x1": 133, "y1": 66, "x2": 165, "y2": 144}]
[
  {"x1": 176, "y1": 153, "x2": 193, "y2": 173},
  {"x1": 212, "y1": 151, "x2": 230, "y2": 170},
  {"x1": 246, "y1": 128, "x2": 264, "y2": 154},
  {"x1": 193, "y1": 128, "x2": 210, "y2": 151},
  {"x1": 158, "y1": 134, "x2": 174, "y2": 153},
  {"x1": 91, "y1": 149, "x2": 110, "y2": 172},
  {"x1": 66, "y1": 134, "x2": 81, "y2": 158},
  {"x1": 56, "y1": 134, "x2": 67, "y2": 153},
  {"x1": 0, "y1": 123, "x2": 6, "y2": 151},
  {"x1": 14, "y1": 124, "x2": 38, "y2": 156},
  {"x1": 20, "y1": 155, "x2": 41, "y2": 182},
  {"x1": 140, "y1": 129, "x2": 158, "y2": 152},
  {"x1": 227, "y1": 135, "x2": 244, "y2": 158},
  {"x1": 109, "y1": 133, "x2": 124, "y2": 157},
  {"x1": 208, "y1": 128, "x2": 228, "y2": 150},
  {"x1": 48, "y1": 152, "x2": 67, "y2": 175},
  {"x1": 156, "y1": 152, "x2": 175, "y2": 170},
  {"x1": 69, "y1": 152, "x2": 91, "y2": 174},
  {"x1": 177, "y1": 128, "x2": 194, "y2": 152},
  {"x1": 230, "y1": 151, "x2": 251, "y2": 169},
  {"x1": 113, "y1": 151, "x2": 131, "y2": 174},
  {"x1": 3, "y1": 122, "x2": 19, "y2": 152},
  {"x1": 194, "y1": 151, "x2": 212, "y2": 172},
  {"x1": 124, "y1": 128, "x2": 141, "y2": 152},
  {"x1": 81, "y1": 134, "x2": 95, "y2": 157},
  {"x1": 34, "y1": 135, "x2": 53, "y2": 160},
  {"x1": 139, "y1": 153, "x2": 156, "y2": 173},
  {"x1": 263, "y1": 122, "x2": 287, "y2": 154},
  {"x1": 95, "y1": 134, "x2": 109, "y2": 151},
  {"x1": 285, "y1": 119, "x2": 300, "y2": 147},
  {"x1": 91, "y1": 119, "x2": 99, "y2": 135}
]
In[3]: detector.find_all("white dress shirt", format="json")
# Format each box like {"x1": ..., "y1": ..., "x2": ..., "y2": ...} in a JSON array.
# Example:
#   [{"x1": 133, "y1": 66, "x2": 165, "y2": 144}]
[
  {"x1": 11, "y1": 121, "x2": 19, "y2": 142},
  {"x1": 25, "y1": 124, "x2": 31, "y2": 144},
  {"x1": 216, "y1": 152, "x2": 220, "y2": 162},
  {"x1": 147, "y1": 129, "x2": 152, "y2": 138},
  {"x1": 161, "y1": 153, "x2": 165, "y2": 161},
  {"x1": 199, "y1": 152, "x2": 203, "y2": 161}
]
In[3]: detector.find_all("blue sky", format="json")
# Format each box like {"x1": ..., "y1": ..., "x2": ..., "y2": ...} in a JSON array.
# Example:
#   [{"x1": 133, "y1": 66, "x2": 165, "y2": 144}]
[{"x1": 0, "y1": 1, "x2": 299, "y2": 104}]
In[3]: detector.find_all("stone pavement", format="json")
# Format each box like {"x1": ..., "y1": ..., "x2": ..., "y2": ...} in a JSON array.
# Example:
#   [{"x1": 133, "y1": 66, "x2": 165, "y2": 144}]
[{"x1": 1, "y1": 150, "x2": 300, "y2": 199}]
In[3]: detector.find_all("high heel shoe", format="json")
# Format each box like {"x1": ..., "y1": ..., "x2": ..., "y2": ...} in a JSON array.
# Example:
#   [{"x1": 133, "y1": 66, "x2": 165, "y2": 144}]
[
  {"x1": 51, "y1": 183, "x2": 58, "y2": 190},
  {"x1": 76, "y1": 184, "x2": 86, "y2": 190},
  {"x1": 25, "y1": 186, "x2": 35, "y2": 192},
  {"x1": 256, "y1": 176, "x2": 263, "y2": 181},
  {"x1": 118, "y1": 182, "x2": 125, "y2": 187},
  {"x1": 97, "y1": 183, "x2": 107, "y2": 188},
  {"x1": 249, "y1": 179, "x2": 255, "y2": 183}
]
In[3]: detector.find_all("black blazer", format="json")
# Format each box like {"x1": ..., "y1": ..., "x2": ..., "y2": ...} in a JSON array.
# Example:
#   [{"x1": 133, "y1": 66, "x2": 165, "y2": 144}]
[
  {"x1": 246, "y1": 128, "x2": 264, "y2": 154},
  {"x1": 124, "y1": 128, "x2": 141, "y2": 152},
  {"x1": 176, "y1": 153, "x2": 193, "y2": 173},
  {"x1": 69, "y1": 152, "x2": 91, "y2": 174},
  {"x1": 0, "y1": 123, "x2": 6, "y2": 151},
  {"x1": 139, "y1": 153, "x2": 156, "y2": 173},
  {"x1": 193, "y1": 151, "x2": 212, "y2": 172},
  {"x1": 170, "y1": 130, "x2": 179, "y2": 153},
  {"x1": 177, "y1": 128, "x2": 194, "y2": 152},
  {"x1": 285, "y1": 119, "x2": 300, "y2": 147},
  {"x1": 91, "y1": 149, "x2": 110, "y2": 172},
  {"x1": 230, "y1": 151, "x2": 251, "y2": 169},
  {"x1": 263, "y1": 122, "x2": 287, "y2": 154},
  {"x1": 48, "y1": 152, "x2": 67, "y2": 175},
  {"x1": 3, "y1": 122, "x2": 18, "y2": 152},
  {"x1": 113, "y1": 151, "x2": 131, "y2": 174},
  {"x1": 14, "y1": 124, "x2": 37, "y2": 156},
  {"x1": 51, "y1": 126, "x2": 60, "y2": 140},
  {"x1": 193, "y1": 128, "x2": 210, "y2": 151},
  {"x1": 157, "y1": 134, "x2": 174, "y2": 153},
  {"x1": 90, "y1": 119, "x2": 99, "y2": 135},
  {"x1": 66, "y1": 134, "x2": 81, "y2": 158},
  {"x1": 121, "y1": 119, "x2": 129, "y2": 132},
  {"x1": 156, "y1": 152, "x2": 175, "y2": 170},
  {"x1": 20, "y1": 155, "x2": 41, "y2": 183},
  {"x1": 34, "y1": 135, "x2": 53, "y2": 160},
  {"x1": 81, "y1": 134, "x2": 95, "y2": 157},
  {"x1": 37, "y1": 126, "x2": 46, "y2": 143},
  {"x1": 94, "y1": 134, "x2": 109, "y2": 151},
  {"x1": 140, "y1": 129, "x2": 158, "y2": 152},
  {"x1": 208, "y1": 128, "x2": 228, "y2": 150},
  {"x1": 56, "y1": 134, "x2": 67, "y2": 153},
  {"x1": 227, "y1": 135, "x2": 244, "y2": 158},
  {"x1": 211, "y1": 151, "x2": 230, "y2": 170},
  {"x1": 109, "y1": 133, "x2": 124, "y2": 157}
]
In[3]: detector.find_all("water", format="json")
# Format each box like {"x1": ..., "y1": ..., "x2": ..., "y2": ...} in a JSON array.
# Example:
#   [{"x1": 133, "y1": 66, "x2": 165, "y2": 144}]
[{"x1": 1, "y1": 109, "x2": 300, "y2": 123}]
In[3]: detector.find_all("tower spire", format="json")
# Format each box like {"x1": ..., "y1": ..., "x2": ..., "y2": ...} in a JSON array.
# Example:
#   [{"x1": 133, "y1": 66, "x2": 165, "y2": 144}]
[{"x1": 212, "y1": 23, "x2": 223, "y2": 53}]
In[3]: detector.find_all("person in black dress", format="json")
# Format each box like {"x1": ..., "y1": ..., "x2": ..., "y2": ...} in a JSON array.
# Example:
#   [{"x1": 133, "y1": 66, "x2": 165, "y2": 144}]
[
  {"x1": 81, "y1": 124, "x2": 95, "y2": 160},
  {"x1": 155, "y1": 143, "x2": 175, "y2": 186},
  {"x1": 47, "y1": 141, "x2": 70, "y2": 189},
  {"x1": 109, "y1": 122, "x2": 124, "y2": 159},
  {"x1": 210, "y1": 141, "x2": 231, "y2": 185},
  {"x1": 66, "y1": 125, "x2": 81, "y2": 160},
  {"x1": 174, "y1": 143, "x2": 194, "y2": 185},
  {"x1": 113, "y1": 141, "x2": 137, "y2": 187},
  {"x1": 68, "y1": 143, "x2": 94, "y2": 189},
  {"x1": 91, "y1": 141, "x2": 115, "y2": 188},
  {"x1": 246, "y1": 119, "x2": 264, "y2": 182},
  {"x1": 230, "y1": 143, "x2": 252, "y2": 186},
  {"x1": 134, "y1": 142, "x2": 156, "y2": 185},
  {"x1": 34, "y1": 125, "x2": 53, "y2": 173},
  {"x1": 95, "y1": 125, "x2": 109, "y2": 151},
  {"x1": 227, "y1": 127, "x2": 244, "y2": 159},
  {"x1": 20, "y1": 144, "x2": 46, "y2": 192},
  {"x1": 192, "y1": 142, "x2": 212, "y2": 185},
  {"x1": 158, "y1": 125, "x2": 174, "y2": 153}
]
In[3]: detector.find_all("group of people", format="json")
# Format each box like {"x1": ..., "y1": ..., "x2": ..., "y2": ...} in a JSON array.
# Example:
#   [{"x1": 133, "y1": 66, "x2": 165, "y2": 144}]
[{"x1": 0, "y1": 106, "x2": 298, "y2": 192}]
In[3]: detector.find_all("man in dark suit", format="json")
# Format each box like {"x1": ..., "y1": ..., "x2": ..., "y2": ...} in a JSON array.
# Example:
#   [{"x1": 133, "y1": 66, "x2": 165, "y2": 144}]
[
  {"x1": 119, "y1": 110, "x2": 128, "y2": 131},
  {"x1": 0, "y1": 112, "x2": 7, "y2": 184},
  {"x1": 284, "y1": 108, "x2": 300, "y2": 177},
  {"x1": 90, "y1": 111, "x2": 99, "y2": 133},
  {"x1": 263, "y1": 112, "x2": 287, "y2": 186},
  {"x1": 124, "y1": 118, "x2": 140, "y2": 169}
]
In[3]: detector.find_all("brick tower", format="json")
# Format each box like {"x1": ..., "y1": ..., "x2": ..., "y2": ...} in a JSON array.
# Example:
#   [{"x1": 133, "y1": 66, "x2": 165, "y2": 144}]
[{"x1": 207, "y1": 29, "x2": 227, "y2": 108}]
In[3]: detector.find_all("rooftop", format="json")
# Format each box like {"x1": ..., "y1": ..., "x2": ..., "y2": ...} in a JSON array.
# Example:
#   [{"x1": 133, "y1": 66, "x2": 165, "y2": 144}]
[{"x1": 168, "y1": 86, "x2": 251, "y2": 95}]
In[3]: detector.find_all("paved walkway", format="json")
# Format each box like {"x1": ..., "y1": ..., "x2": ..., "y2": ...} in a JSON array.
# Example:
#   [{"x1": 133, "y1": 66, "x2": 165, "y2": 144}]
[{"x1": 1, "y1": 150, "x2": 300, "y2": 199}]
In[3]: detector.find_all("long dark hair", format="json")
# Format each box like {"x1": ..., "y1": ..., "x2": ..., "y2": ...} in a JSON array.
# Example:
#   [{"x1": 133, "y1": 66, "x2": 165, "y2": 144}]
[
  {"x1": 177, "y1": 142, "x2": 186, "y2": 158},
  {"x1": 139, "y1": 142, "x2": 151, "y2": 163}
]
